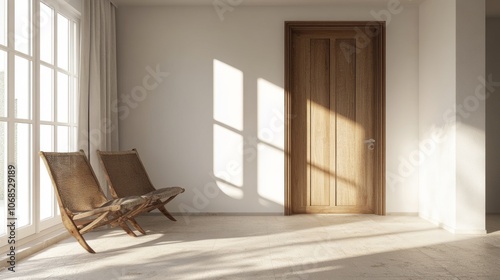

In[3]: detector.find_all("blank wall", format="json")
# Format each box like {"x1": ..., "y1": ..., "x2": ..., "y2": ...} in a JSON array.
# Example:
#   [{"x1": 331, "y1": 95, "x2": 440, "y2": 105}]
[{"x1": 116, "y1": 4, "x2": 420, "y2": 214}]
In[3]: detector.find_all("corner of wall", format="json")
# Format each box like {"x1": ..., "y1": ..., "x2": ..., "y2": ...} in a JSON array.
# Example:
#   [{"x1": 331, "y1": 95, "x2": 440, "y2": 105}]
[
  {"x1": 418, "y1": 0, "x2": 486, "y2": 233},
  {"x1": 486, "y1": 18, "x2": 500, "y2": 214},
  {"x1": 417, "y1": 0, "x2": 457, "y2": 229},
  {"x1": 454, "y1": 0, "x2": 486, "y2": 233}
]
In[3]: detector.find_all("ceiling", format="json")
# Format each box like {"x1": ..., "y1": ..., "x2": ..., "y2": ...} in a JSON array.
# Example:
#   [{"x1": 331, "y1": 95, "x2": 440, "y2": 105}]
[{"x1": 112, "y1": 0, "x2": 500, "y2": 17}]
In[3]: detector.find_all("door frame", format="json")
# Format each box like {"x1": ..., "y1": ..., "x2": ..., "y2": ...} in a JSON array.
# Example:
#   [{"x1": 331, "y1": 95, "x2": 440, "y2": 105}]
[{"x1": 284, "y1": 21, "x2": 386, "y2": 215}]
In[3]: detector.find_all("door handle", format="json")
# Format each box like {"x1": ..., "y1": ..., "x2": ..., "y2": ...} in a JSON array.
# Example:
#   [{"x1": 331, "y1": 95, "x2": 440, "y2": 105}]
[
  {"x1": 364, "y1": 139, "x2": 375, "y2": 150},
  {"x1": 364, "y1": 139, "x2": 376, "y2": 144}
]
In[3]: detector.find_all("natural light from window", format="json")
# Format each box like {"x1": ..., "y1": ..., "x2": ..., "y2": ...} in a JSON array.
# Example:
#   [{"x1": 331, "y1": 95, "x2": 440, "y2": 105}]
[
  {"x1": 213, "y1": 59, "x2": 243, "y2": 131},
  {"x1": 0, "y1": 0, "x2": 79, "y2": 246},
  {"x1": 257, "y1": 78, "x2": 284, "y2": 205},
  {"x1": 212, "y1": 61, "x2": 286, "y2": 205},
  {"x1": 213, "y1": 60, "x2": 244, "y2": 200}
]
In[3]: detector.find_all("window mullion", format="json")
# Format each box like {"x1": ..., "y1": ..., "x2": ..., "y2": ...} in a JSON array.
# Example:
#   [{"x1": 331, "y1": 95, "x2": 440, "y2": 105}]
[
  {"x1": 53, "y1": 9, "x2": 57, "y2": 151},
  {"x1": 32, "y1": 0, "x2": 41, "y2": 233},
  {"x1": 11, "y1": 49, "x2": 34, "y2": 61},
  {"x1": 68, "y1": 20, "x2": 74, "y2": 150},
  {"x1": 7, "y1": 0, "x2": 13, "y2": 51},
  {"x1": 6, "y1": 0, "x2": 14, "y2": 163}
]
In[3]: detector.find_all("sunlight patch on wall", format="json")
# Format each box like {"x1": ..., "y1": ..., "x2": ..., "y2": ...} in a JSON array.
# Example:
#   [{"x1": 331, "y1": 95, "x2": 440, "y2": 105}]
[
  {"x1": 213, "y1": 123, "x2": 244, "y2": 199},
  {"x1": 213, "y1": 59, "x2": 243, "y2": 131},
  {"x1": 215, "y1": 180, "x2": 244, "y2": 200},
  {"x1": 257, "y1": 78, "x2": 285, "y2": 205},
  {"x1": 258, "y1": 143, "x2": 284, "y2": 205},
  {"x1": 257, "y1": 78, "x2": 284, "y2": 150}
]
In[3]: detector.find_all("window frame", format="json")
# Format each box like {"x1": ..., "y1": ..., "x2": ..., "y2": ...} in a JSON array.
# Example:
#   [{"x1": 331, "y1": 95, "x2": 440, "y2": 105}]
[{"x1": 0, "y1": 0, "x2": 80, "y2": 249}]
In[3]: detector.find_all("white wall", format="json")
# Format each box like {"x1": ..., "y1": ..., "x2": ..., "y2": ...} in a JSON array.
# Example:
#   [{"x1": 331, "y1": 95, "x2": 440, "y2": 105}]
[
  {"x1": 64, "y1": 0, "x2": 82, "y2": 13},
  {"x1": 116, "y1": 3, "x2": 420, "y2": 214},
  {"x1": 385, "y1": 3, "x2": 420, "y2": 213},
  {"x1": 486, "y1": 18, "x2": 500, "y2": 213},
  {"x1": 418, "y1": 0, "x2": 457, "y2": 229},
  {"x1": 455, "y1": 0, "x2": 485, "y2": 232},
  {"x1": 419, "y1": 0, "x2": 486, "y2": 233}
]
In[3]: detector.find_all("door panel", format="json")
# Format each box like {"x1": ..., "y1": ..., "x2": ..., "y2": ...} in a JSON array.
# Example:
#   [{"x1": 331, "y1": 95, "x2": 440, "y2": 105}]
[
  {"x1": 335, "y1": 37, "x2": 359, "y2": 207},
  {"x1": 288, "y1": 23, "x2": 384, "y2": 214},
  {"x1": 310, "y1": 38, "x2": 331, "y2": 206}
]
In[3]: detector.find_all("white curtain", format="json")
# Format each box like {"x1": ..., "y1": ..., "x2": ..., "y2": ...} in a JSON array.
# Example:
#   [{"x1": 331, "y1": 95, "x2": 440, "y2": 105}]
[{"x1": 78, "y1": 0, "x2": 118, "y2": 188}]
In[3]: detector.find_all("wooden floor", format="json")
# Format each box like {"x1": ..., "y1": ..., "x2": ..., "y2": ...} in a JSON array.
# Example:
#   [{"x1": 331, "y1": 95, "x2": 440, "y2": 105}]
[{"x1": 1, "y1": 214, "x2": 500, "y2": 279}]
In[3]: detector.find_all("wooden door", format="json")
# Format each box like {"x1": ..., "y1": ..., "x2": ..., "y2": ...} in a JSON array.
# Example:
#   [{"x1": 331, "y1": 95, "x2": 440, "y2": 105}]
[{"x1": 285, "y1": 22, "x2": 386, "y2": 214}]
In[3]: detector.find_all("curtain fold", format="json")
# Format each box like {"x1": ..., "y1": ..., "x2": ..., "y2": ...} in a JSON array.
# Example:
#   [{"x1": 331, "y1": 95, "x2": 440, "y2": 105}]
[{"x1": 78, "y1": 0, "x2": 118, "y2": 189}]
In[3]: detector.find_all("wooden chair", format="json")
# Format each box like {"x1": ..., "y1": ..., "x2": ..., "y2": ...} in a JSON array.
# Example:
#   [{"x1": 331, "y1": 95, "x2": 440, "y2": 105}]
[
  {"x1": 97, "y1": 149, "x2": 185, "y2": 222},
  {"x1": 40, "y1": 150, "x2": 149, "y2": 253}
]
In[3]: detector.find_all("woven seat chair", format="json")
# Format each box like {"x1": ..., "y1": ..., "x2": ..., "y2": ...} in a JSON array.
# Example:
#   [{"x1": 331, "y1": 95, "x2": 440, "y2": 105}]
[
  {"x1": 40, "y1": 150, "x2": 149, "y2": 253},
  {"x1": 97, "y1": 149, "x2": 185, "y2": 222}
]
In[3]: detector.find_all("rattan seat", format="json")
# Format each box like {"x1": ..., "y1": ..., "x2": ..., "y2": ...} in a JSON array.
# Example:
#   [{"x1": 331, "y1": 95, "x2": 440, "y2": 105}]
[
  {"x1": 97, "y1": 149, "x2": 185, "y2": 222},
  {"x1": 40, "y1": 150, "x2": 149, "y2": 253}
]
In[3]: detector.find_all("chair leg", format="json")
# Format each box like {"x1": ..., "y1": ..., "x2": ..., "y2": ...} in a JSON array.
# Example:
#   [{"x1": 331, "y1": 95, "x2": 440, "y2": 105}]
[
  {"x1": 158, "y1": 205, "x2": 177, "y2": 221},
  {"x1": 61, "y1": 214, "x2": 96, "y2": 253},
  {"x1": 119, "y1": 222, "x2": 137, "y2": 237},
  {"x1": 128, "y1": 218, "x2": 147, "y2": 235},
  {"x1": 73, "y1": 234, "x2": 96, "y2": 254}
]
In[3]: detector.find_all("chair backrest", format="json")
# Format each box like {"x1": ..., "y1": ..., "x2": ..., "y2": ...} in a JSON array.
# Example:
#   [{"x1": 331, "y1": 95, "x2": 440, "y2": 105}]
[
  {"x1": 97, "y1": 149, "x2": 156, "y2": 198},
  {"x1": 40, "y1": 151, "x2": 108, "y2": 213}
]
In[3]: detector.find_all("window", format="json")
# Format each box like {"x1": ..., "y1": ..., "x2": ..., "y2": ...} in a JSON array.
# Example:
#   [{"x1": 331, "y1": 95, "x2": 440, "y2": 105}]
[{"x1": 0, "y1": 0, "x2": 79, "y2": 246}]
